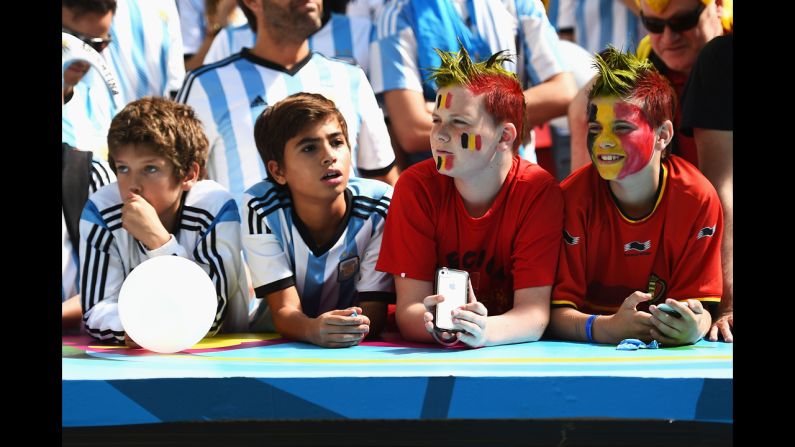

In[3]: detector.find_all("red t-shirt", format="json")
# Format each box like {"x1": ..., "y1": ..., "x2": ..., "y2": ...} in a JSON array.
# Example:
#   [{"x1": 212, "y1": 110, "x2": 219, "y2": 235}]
[
  {"x1": 552, "y1": 155, "x2": 723, "y2": 314},
  {"x1": 376, "y1": 157, "x2": 563, "y2": 316}
]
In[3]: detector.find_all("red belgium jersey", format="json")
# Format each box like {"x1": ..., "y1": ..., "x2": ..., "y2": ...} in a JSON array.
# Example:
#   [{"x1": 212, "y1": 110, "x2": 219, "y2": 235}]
[
  {"x1": 376, "y1": 156, "x2": 563, "y2": 316},
  {"x1": 552, "y1": 155, "x2": 723, "y2": 314}
]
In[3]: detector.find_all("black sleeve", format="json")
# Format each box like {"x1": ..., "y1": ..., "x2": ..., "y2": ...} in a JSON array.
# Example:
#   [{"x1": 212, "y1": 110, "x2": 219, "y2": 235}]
[{"x1": 680, "y1": 35, "x2": 733, "y2": 137}]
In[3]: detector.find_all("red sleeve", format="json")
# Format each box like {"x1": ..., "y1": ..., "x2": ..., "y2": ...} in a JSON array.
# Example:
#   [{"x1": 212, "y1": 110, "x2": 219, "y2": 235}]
[
  {"x1": 512, "y1": 177, "x2": 564, "y2": 289},
  {"x1": 666, "y1": 187, "x2": 724, "y2": 303},
  {"x1": 375, "y1": 167, "x2": 438, "y2": 281},
  {"x1": 551, "y1": 184, "x2": 588, "y2": 310}
]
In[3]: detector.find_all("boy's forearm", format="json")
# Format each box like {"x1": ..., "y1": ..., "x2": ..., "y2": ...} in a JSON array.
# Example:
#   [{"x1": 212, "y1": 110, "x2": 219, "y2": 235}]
[
  {"x1": 549, "y1": 306, "x2": 592, "y2": 342},
  {"x1": 272, "y1": 306, "x2": 318, "y2": 344},
  {"x1": 484, "y1": 310, "x2": 547, "y2": 346},
  {"x1": 396, "y1": 302, "x2": 434, "y2": 343}
]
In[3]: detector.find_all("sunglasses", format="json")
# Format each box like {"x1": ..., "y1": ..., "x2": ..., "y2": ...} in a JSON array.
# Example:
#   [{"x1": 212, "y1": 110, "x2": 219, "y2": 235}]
[
  {"x1": 62, "y1": 27, "x2": 112, "y2": 53},
  {"x1": 640, "y1": 2, "x2": 706, "y2": 34}
]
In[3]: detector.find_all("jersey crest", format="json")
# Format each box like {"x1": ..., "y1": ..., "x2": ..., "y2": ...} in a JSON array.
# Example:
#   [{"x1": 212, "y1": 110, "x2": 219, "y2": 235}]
[
  {"x1": 337, "y1": 255, "x2": 360, "y2": 282},
  {"x1": 646, "y1": 272, "x2": 667, "y2": 304}
]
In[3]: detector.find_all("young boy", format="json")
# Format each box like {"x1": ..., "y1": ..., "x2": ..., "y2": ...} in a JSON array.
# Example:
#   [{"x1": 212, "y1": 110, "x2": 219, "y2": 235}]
[
  {"x1": 79, "y1": 97, "x2": 250, "y2": 344},
  {"x1": 548, "y1": 47, "x2": 722, "y2": 346},
  {"x1": 376, "y1": 48, "x2": 564, "y2": 348},
  {"x1": 242, "y1": 92, "x2": 393, "y2": 348}
]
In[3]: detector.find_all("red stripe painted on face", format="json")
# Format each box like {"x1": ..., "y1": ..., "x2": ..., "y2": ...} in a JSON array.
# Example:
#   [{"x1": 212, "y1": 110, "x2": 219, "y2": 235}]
[
  {"x1": 445, "y1": 155, "x2": 454, "y2": 170},
  {"x1": 444, "y1": 92, "x2": 453, "y2": 109},
  {"x1": 475, "y1": 134, "x2": 481, "y2": 150},
  {"x1": 614, "y1": 102, "x2": 656, "y2": 179}
]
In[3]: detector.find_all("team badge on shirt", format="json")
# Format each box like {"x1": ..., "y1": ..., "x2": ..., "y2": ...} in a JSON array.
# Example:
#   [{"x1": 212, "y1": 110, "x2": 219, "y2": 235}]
[
  {"x1": 624, "y1": 240, "x2": 651, "y2": 253},
  {"x1": 646, "y1": 273, "x2": 667, "y2": 303},
  {"x1": 338, "y1": 255, "x2": 360, "y2": 282},
  {"x1": 697, "y1": 225, "x2": 716, "y2": 240},
  {"x1": 563, "y1": 229, "x2": 581, "y2": 245}
]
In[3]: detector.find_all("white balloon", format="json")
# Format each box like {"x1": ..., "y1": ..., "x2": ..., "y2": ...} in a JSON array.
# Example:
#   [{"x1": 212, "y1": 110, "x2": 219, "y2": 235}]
[{"x1": 118, "y1": 256, "x2": 217, "y2": 353}]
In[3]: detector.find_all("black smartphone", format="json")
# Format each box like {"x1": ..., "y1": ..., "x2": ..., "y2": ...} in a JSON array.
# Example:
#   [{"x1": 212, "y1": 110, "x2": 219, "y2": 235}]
[{"x1": 434, "y1": 267, "x2": 469, "y2": 332}]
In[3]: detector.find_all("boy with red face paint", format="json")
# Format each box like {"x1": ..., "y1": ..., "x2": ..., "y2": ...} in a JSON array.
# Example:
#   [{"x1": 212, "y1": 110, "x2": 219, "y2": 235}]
[
  {"x1": 548, "y1": 47, "x2": 722, "y2": 346},
  {"x1": 376, "y1": 48, "x2": 564, "y2": 348}
]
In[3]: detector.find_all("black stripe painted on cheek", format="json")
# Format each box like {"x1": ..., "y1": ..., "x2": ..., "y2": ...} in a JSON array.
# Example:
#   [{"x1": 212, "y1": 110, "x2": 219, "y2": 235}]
[{"x1": 461, "y1": 133, "x2": 468, "y2": 149}]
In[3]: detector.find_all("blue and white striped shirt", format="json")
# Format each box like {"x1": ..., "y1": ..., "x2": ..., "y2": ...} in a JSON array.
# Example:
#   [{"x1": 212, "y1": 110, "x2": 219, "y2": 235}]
[
  {"x1": 205, "y1": 13, "x2": 374, "y2": 76},
  {"x1": 79, "y1": 180, "x2": 250, "y2": 342},
  {"x1": 108, "y1": 0, "x2": 186, "y2": 101},
  {"x1": 177, "y1": 51, "x2": 395, "y2": 207},
  {"x1": 242, "y1": 177, "x2": 394, "y2": 331},
  {"x1": 551, "y1": 0, "x2": 646, "y2": 54},
  {"x1": 369, "y1": 0, "x2": 567, "y2": 98},
  {"x1": 62, "y1": 0, "x2": 186, "y2": 158}
]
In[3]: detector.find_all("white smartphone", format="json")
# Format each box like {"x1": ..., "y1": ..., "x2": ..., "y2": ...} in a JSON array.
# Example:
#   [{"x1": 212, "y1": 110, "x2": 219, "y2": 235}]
[{"x1": 434, "y1": 267, "x2": 470, "y2": 332}]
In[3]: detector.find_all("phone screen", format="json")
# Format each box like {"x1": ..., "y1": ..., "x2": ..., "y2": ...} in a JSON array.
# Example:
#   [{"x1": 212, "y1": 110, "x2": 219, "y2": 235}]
[{"x1": 435, "y1": 268, "x2": 469, "y2": 331}]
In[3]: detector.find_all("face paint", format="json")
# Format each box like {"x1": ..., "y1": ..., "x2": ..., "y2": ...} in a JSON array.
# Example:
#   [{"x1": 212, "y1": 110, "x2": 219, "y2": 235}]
[
  {"x1": 588, "y1": 97, "x2": 656, "y2": 180},
  {"x1": 460, "y1": 133, "x2": 482, "y2": 151},
  {"x1": 436, "y1": 92, "x2": 453, "y2": 110},
  {"x1": 436, "y1": 155, "x2": 454, "y2": 171}
]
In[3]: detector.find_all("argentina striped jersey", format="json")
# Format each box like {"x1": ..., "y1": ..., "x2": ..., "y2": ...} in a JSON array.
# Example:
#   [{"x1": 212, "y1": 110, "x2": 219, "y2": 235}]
[
  {"x1": 108, "y1": 0, "x2": 186, "y2": 101},
  {"x1": 242, "y1": 177, "x2": 394, "y2": 330},
  {"x1": 79, "y1": 180, "x2": 250, "y2": 342},
  {"x1": 552, "y1": 0, "x2": 645, "y2": 54},
  {"x1": 369, "y1": 0, "x2": 567, "y2": 98},
  {"x1": 176, "y1": 51, "x2": 395, "y2": 207},
  {"x1": 205, "y1": 13, "x2": 374, "y2": 76}
]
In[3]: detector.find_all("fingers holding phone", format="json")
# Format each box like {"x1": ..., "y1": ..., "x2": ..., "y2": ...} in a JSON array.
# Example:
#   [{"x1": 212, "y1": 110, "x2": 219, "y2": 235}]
[{"x1": 433, "y1": 268, "x2": 469, "y2": 333}]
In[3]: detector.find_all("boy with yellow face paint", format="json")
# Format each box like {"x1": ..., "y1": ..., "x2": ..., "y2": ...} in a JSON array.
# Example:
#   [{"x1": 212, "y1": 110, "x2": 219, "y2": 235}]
[{"x1": 547, "y1": 47, "x2": 722, "y2": 347}]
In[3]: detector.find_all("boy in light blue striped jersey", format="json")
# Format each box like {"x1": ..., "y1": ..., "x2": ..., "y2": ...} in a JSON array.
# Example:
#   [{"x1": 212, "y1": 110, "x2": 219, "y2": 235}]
[{"x1": 243, "y1": 92, "x2": 394, "y2": 347}]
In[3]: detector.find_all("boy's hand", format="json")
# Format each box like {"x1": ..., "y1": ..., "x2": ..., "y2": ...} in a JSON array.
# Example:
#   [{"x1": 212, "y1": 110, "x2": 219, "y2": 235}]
[
  {"x1": 708, "y1": 309, "x2": 733, "y2": 343},
  {"x1": 602, "y1": 291, "x2": 654, "y2": 343},
  {"x1": 122, "y1": 193, "x2": 171, "y2": 250},
  {"x1": 451, "y1": 280, "x2": 487, "y2": 348},
  {"x1": 649, "y1": 299, "x2": 710, "y2": 346},
  {"x1": 421, "y1": 294, "x2": 457, "y2": 344},
  {"x1": 311, "y1": 307, "x2": 369, "y2": 348}
]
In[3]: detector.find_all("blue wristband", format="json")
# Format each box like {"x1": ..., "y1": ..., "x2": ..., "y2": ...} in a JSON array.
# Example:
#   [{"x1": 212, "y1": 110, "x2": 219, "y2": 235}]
[{"x1": 585, "y1": 314, "x2": 598, "y2": 343}]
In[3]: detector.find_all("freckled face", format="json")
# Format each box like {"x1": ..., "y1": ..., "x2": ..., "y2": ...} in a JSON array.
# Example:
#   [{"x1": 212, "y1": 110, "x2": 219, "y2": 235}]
[
  {"x1": 587, "y1": 97, "x2": 656, "y2": 180},
  {"x1": 430, "y1": 86, "x2": 498, "y2": 177}
]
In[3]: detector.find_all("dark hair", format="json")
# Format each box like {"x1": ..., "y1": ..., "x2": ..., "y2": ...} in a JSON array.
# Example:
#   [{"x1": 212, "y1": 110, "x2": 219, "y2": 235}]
[
  {"x1": 62, "y1": 0, "x2": 117, "y2": 18},
  {"x1": 107, "y1": 97, "x2": 209, "y2": 180},
  {"x1": 254, "y1": 92, "x2": 349, "y2": 171}
]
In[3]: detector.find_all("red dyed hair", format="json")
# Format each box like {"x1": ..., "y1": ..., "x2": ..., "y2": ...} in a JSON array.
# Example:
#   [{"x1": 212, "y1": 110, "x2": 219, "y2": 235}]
[
  {"x1": 466, "y1": 74, "x2": 525, "y2": 153},
  {"x1": 429, "y1": 48, "x2": 525, "y2": 153}
]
